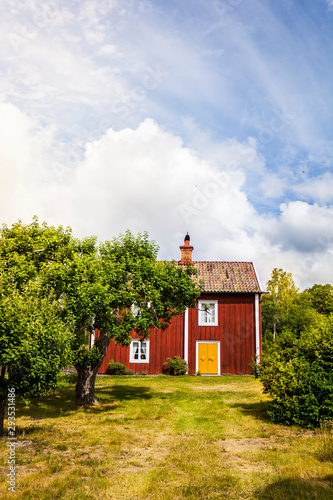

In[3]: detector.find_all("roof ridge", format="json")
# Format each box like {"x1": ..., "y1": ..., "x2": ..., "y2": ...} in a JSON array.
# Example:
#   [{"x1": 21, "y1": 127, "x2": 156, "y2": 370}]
[{"x1": 192, "y1": 260, "x2": 254, "y2": 264}]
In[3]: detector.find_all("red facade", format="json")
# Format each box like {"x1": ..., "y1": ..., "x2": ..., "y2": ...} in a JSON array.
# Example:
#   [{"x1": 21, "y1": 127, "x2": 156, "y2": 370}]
[
  {"x1": 98, "y1": 314, "x2": 185, "y2": 374},
  {"x1": 97, "y1": 292, "x2": 261, "y2": 376},
  {"x1": 95, "y1": 235, "x2": 263, "y2": 376}
]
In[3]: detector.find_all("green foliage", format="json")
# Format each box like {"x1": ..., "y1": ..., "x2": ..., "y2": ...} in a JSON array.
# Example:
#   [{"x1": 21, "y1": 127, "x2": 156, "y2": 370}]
[
  {"x1": 249, "y1": 355, "x2": 260, "y2": 378},
  {"x1": 259, "y1": 316, "x2": 333, "y2": 427},
  {"x1": 163, "y1": 356, "x2": 188, "y2": 376},
  {"x1": 305, "y1": 284, "x2": 333, "y2": 316},
  {"x1": 0, "y1": 277, "x2": 73, "y2": 399},
  {"x1": 74, "y1": 344, "x2": 103, "y2": 369},
  {"x1": 57, "y1": 373, "x2": 78, "y2": 385},
  {"x1": 262, "y1": 270, "x2": 333, "y2": 345},
  {"x1": 107, "y1": 359, "x2": 128, "y2": 375},
  {"x1": 0, "y1": 219, "x2": 201, "y2": 406},
  {"x1": 94, "y1": 231, "x2": 201, "y2": 345},
  {"x1": 266, "y1": 268, "x2": 299, "y2": 304},
  {"x1": 262, "y1": 268, "x2": 299, "y2": 340}
]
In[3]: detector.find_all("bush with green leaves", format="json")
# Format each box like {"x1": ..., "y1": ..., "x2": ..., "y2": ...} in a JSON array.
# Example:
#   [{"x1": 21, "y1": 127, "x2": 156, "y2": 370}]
[
  {"x1": 0, "y1": 276, "x2": 73, "y2": 436},
  {"x1": 163, "y1": 356, "x2": 188, "y2": 376},
  {"x1": 107, "y1": 359, "x2": 129, "y2": 375},
  {"x1": 259, "y1": 316, "x2": 333, "y2": 428}
]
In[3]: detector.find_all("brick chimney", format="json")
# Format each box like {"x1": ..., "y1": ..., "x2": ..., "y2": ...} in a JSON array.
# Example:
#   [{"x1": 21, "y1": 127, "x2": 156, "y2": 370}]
[{"x1": 179, "y1": 232, "x2": 193, "y2": 264}]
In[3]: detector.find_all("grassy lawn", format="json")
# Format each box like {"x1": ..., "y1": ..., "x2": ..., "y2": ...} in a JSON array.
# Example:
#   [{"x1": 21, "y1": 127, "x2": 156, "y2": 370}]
[{"x1": 0, "y1": 375, "x2": 332, "y2": 499}]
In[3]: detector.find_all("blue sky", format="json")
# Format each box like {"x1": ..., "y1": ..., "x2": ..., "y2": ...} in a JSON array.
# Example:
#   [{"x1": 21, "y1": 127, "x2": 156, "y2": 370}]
[{"x1": 1, "y1": 0, "x2": 333, "y2": 289}]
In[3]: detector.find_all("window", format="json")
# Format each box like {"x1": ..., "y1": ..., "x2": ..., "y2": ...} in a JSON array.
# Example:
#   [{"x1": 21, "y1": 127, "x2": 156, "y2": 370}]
[
  {"x1": 131, "y1": 301, "x2": 151, "y2": 317},
  {"x1": 131, "y1": 303, "x2": 140, "y2": 317},
  {"x1": 130, "y1": 340, "x2": 149, "y2": 363},
  {"x1": 198, "y1": 300, "x2": 218, "y2": 326}
]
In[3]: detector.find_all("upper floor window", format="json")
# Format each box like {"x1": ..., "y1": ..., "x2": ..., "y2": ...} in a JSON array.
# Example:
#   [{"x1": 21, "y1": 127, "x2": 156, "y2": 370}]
[
  {"x1": 131, "y1": 301, "x2": 151, "y2": 317},
  {"x1": 198, "y1": 300, "x2": 218, "y2": 326}
]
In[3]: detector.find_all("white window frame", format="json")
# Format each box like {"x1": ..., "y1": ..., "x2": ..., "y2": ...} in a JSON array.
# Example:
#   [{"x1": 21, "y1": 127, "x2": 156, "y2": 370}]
[
  {"x1": 129, "y1": 340, "x2": 150, "y2": 363},
  {"x1": 198, "y1": 300, "x2": 218, "y2": 326}
]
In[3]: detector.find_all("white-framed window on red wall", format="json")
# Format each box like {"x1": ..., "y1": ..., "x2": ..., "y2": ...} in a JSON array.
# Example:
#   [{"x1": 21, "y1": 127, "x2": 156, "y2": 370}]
[
  {"x1": 129, "y1": 340, "x2": 150, "y2": 363},
  {"x1": 198, "y1": 300, "x2": 218, "y2": 326}
]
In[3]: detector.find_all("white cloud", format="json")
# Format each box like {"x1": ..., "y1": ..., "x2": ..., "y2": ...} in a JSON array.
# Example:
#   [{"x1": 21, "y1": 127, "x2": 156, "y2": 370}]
[
  {"x1": 1, "y1": 104, "x2": 333, "y2": 289},
  {"x1": 277, "y1": 201, "x2": 333, "y2": 253},
  {"x1": 0, "y1": 102, "x2": 58, "y2": 223},
  {"x1": 64, "y1": 119, "x2": 333, "y2": 290},
  {"x1": 68, "y1": 119, "x2": 261, "y2": 249},
  {"x1": 259, "y1": 174, "x2": 287, "y2": 199},
  {"x1": 98, "y1": 44, "x2": 118, "y2": 55},
  {"x1": 294, "y1": 173, "x2": 333, "y2": 204}
]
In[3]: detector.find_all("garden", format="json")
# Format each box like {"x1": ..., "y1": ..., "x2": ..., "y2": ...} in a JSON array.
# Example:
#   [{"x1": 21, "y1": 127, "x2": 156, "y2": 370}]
[{"x1": 0, "y1": 374, "x2": 332, "y2": 500}]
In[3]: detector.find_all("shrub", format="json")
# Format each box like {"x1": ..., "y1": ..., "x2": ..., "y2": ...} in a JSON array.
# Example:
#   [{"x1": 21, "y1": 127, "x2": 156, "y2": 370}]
[
  {"x1": 163, "y1": 356, "x2": 188, "y2": 376},
  {"x1": 259, "y1": 317, "x2": 333, "y2": 428},
  {"x1": 107, "y1": 359, "x2": 128, "y2": 375}
]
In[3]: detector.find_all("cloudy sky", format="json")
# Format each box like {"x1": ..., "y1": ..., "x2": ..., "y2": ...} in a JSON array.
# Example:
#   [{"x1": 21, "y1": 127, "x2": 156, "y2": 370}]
[{"x1": 1, "y1": 0, "x2": 333, "y2": 290}]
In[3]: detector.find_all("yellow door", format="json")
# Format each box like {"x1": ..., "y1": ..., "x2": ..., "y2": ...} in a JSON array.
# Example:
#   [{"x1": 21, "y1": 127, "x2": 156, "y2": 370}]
[{"x1": 198, "y1": 343, "x2": 218, "y2": 374}]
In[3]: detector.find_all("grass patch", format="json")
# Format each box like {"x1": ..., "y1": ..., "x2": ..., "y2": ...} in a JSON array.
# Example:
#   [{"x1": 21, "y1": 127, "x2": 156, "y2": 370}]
[
  {"x1": 316, "y1": 420, "x2": 333, "y2": 463},
  {"x1": 0, "y1": 375, "x2": 332, "y2": 499}
]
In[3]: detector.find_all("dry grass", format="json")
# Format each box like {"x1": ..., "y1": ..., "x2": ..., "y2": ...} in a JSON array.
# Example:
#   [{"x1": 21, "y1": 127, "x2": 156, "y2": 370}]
[{"x1": 0, "y1": 375, "x2": 332, "y2": 499}]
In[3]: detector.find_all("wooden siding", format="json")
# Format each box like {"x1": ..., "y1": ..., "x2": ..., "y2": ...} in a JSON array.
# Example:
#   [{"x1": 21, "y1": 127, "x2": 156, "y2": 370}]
[
  {"x1": 187, "y1": 293, "x2": 256, "y2": 375},
  {"x1": 98, "y1": 314, "x2": 184, "y2": 374},
  {"x1": 97, "y1": 292, "x2": 259, "y2": 375}
]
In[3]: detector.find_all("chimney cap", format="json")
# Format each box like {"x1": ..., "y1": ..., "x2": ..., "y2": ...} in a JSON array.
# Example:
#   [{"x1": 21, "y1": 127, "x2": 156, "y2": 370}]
[{"x1": 184, "y1": 232, "x2": 190, "y2": 242}]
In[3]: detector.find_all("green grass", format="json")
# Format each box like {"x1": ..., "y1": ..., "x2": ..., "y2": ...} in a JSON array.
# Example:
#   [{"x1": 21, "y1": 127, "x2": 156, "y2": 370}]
[{"x1": 0, "y1": 375, "x2": 332, "y2": 499}]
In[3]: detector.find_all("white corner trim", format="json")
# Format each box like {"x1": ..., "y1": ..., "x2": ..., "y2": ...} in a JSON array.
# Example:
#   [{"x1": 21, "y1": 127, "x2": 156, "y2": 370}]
[
  {"x1": 184, "y1": 308, "x2": 189, "y2": 366},
  {"x1": 252, "y1": 262, "x2": 263, "y2": 292},
  {"x1": 90, "y1": 329, "x2": 95, "y2": 349},
  {"x1": 255, "y1": 294, "x2": 260, "y2": 363}
]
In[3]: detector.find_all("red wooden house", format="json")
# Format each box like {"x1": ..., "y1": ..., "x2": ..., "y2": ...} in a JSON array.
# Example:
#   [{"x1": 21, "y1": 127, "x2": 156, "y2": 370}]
[{"x1": 95, "y1": 234, "x2": 263, "y2": 376}]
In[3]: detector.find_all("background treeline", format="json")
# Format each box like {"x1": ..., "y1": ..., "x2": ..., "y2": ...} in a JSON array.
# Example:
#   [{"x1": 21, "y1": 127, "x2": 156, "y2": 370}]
[{"x1": 262, "y1": 268, "x2": 333, "y2": 344}]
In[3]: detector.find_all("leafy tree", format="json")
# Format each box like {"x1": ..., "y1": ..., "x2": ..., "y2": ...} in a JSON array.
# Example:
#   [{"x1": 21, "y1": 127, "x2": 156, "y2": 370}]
[
  {"x1": 71, "y1": 231, "x2": 200, "y2": 404},
  {"x1": 262, "y1": 268, "x2": 299, "y2": 340},
  {"x1": 285, "y1": 291, "x2": 324, "y2": 335},
  {"x1": 0, "y1": 218, "x2": 100, "y2": 406},
  {"x1": 305, "y1": 284, "x2": 333, "y2": 316},
  {"x1": 259, "y1": 315, "x2": 333, "y2": 427},
  {"x1": 0, "y1": 219, "x2": 201, "y2": 407},
  {"x1": 0, "y1": 271, "x2": 72, "y2": 436}
]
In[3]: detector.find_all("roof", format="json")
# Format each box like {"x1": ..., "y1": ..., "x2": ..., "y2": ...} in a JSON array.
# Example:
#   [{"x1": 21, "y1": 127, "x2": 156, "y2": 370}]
[{"x1": 191, "y1": 261, "x2": 261, "y2": 293}]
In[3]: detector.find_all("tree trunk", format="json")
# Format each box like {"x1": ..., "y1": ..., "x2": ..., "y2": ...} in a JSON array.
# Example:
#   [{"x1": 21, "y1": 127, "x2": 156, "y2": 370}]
[
  {"x1": 75, "y1": 331, "x2": 111, "y2": 405},
  {"x1": 75, "y1": 365, "x2": 101, "y2": 404},
  {"x1": 0, "y1": 394, "x2": 6, "y2": 438}
]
